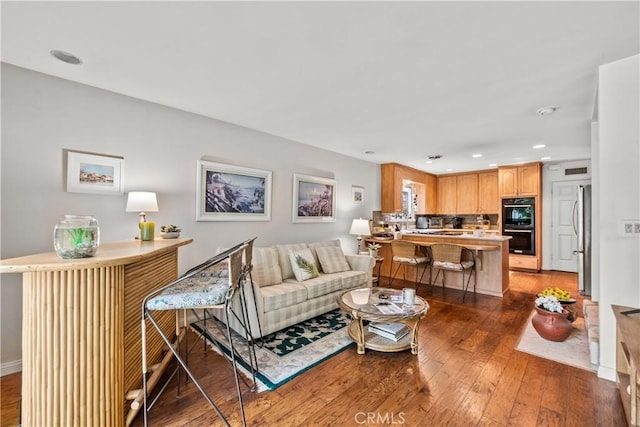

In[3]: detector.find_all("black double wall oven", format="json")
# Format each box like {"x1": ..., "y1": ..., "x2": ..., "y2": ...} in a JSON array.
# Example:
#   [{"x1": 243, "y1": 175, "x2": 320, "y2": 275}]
[{"x1": 502, "y1": 197, "x2": 535, "y2": 255}]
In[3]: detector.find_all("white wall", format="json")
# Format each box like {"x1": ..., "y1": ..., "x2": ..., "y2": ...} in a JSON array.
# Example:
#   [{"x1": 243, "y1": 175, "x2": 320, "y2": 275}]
[
  {"x1": 596, "y1": 55, "x2": 640, "y2": 380},
  {"x1": 0, "y1": 64, "x2": 381, "y2": 373}
]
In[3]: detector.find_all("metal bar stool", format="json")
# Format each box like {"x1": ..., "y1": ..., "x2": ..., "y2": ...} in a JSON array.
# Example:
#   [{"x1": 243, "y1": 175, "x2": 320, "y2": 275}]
[
  {"x1": 141, "y1": 240, "x2": 256, "y2": 426},
  {"x1": 429, "y1": 243, "x2": 476, "y2": 301},
  {"x1": 389, "y1": 240, "x2": 430, "y2": 290}
]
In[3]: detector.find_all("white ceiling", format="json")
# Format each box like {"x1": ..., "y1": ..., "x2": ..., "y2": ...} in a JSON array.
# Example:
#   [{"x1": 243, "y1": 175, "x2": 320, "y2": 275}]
[{"x1": 2, "y1": 1, "x2": 639, "y2": 174}]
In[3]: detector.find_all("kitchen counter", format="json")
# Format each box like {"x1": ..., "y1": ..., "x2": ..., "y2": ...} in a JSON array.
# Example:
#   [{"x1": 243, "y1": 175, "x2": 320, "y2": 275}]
[{"x1": 366, "y1": 233, "x2": 510, "y2": 298}]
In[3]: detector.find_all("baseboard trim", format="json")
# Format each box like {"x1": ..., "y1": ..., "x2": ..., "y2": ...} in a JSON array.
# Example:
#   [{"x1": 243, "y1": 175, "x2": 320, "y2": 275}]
[
  {"x1": 1, "y1": 359, "x2": 22, "y2": 376},
  {"x1": 597, "y1": 365, "x2": 616, "y2": 382}
]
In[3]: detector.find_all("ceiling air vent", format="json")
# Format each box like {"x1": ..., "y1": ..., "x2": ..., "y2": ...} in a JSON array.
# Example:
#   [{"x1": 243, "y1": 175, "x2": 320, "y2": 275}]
[{"x1": 565, "y1": 167, "x2": 588, "y2": 176}]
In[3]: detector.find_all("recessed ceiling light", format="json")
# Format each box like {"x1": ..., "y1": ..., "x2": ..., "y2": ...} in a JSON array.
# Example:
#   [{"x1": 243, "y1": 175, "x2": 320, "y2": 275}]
[
  {"x1": 533, "y1": 144, "x2": 546, "y2": 149},
  {"x1": 472, "y1": 154, "x2": 483, "y2": 158},
  {"x1": 541, "y1": 156, "x2": 551, "y2": 160},
  {"x1": 50, "y1": 50, "x2": 82, "y2": 65},
  {"x1": 446, "y1": 168, "x2": 453, "y2": 172},
  {"x1": 536, "y1": 106, "x2": 558, "y2": 116},
  {"x1": 425, "y1": 160, "x2": 433, "y2": 164},
  {"x1": 488, "y1": 163, "x2": 497, "y2": 167}
]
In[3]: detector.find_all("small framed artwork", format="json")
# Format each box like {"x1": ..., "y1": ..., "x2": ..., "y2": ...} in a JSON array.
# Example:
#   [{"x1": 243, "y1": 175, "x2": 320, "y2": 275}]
[
  {"x1": 352, "y1": 185, "x2": 364, "y2": 204},
  {"x1": 196, "y1": 160, "x2": 272, "y2": 221},
  {"x1": 66, "y1": 150, "x2": 124, "y2": 195},
  {"x1": 292, "y1": 173, "x2": 336, "y2": 223}
]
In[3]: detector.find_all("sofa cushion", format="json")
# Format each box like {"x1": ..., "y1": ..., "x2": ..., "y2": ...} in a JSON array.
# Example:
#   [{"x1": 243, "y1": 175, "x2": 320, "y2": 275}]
[
  {"x1": 251, "y1": 247, "x2": 283, "y2": 287},
  {"x1": 284, "y1": 274, "x2": 342, "y2": 299},
  {"x1": 288, "y1": 248, "x2": 320, "y2": 281},
  {"x1": 307, "y1": 240, "x2": 341, "y2": 272},
  {"x1": 336, "y1": 270, "x2": 369, "y2": 289},
  {"x1": 275, "y1": 243, "x2": 309, "y2": 279},
  {"x1": 260, "y1": 282, "x2": 308, "y2": 312},
  {"x1": 315, "y1": 245, "x2": 351, "y2": 273}
]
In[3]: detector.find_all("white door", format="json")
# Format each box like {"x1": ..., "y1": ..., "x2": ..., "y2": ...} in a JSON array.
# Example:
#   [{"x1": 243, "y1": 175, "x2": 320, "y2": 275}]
[{"x1": 551, "y1": 180, "x2": 591, "y2": 272}]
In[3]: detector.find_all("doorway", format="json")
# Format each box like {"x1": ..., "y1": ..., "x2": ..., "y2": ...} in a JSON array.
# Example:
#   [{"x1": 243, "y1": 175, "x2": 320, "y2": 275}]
[{"x1": 550, "y1": 179, "x2": 591, "y2": 272}]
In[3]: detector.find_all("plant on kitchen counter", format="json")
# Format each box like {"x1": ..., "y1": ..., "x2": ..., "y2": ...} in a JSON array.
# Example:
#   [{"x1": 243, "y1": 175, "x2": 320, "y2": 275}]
[{"x1": 367, "y1": 242, "x2": 382, "y2": 250}]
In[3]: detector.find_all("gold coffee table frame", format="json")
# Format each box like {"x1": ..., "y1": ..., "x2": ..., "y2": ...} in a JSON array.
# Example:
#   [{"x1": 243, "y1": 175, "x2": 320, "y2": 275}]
[{"x1": 337, "y1": 287, "x2": 429, "y2": 355}]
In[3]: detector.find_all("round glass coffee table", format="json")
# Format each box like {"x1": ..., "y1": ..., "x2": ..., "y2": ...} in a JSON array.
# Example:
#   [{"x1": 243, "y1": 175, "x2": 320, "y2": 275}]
[{"x1": 337, "y1": 287, "x2": 429, "y2": 355}]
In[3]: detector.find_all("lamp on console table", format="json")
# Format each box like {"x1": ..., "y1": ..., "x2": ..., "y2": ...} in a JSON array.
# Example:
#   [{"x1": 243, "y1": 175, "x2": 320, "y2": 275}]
[
  {"x1": 349, "y1": 218, "x2": 371, "y2": 254},
  {"x1": 126, "y1": 191, "x2": 159, "y2": 241}
]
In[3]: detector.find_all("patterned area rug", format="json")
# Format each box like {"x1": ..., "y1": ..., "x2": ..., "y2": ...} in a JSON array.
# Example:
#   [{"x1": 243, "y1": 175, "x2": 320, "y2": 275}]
[
  {"x1": 191, "y1": 309, "x2": 353, "y2": 391},
  {"x1": 516, "y1": 310, "x2": 596, "y2": 372}
]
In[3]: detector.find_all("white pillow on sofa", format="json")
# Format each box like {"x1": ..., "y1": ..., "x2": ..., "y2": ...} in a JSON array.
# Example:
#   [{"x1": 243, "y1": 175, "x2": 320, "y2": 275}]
[
  {"x1": 251, "y1": 247, "x2": 283, "y2": 287},
  {"x1": 288, "y1": 248, "x2": 320, "y2": 282},
  {"x1": 316, "y1": 246, "x2": 351, "y2": 273}
]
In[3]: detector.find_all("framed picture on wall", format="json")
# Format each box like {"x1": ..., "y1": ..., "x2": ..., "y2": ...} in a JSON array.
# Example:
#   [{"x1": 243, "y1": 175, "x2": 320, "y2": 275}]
[
  {"x1": 351, "y1": 185, "x2": 364, "y2": 204},
  {"x1": 196, "y1": 160, "x2": 272, "y2": 221},
  {"x1": 66, "y1": 150, "x2": 124, "y2": 195},
  {"x1": 292, "y1": 173, "x2": 336, "y2": 223}
]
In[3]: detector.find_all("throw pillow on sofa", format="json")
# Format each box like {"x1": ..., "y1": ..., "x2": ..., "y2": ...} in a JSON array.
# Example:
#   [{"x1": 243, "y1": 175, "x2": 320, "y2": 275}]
[
  {"x1": 288, "y1": 248, "x2": 320, "y2": 281},
  {"x1": 251, "y1": 247, "x2": 283, "y2": 286},
  {"x1": 315, "y1": 246, "x2": 351, "y2": 273}
]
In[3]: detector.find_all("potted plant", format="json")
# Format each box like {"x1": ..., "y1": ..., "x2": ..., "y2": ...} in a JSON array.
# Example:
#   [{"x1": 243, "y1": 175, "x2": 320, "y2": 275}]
[
  {"x1": 531, "y1": 294, "x2": 573, "y2": 342},
  {"x1": 538, "y1": 287, "x2": 577, "y2": 322},
  {"x1": 368, "y1": 242, "x2": 381, "y2": 257},
  {"x1": 160, "y1": 224, "x2": 181, "y2": 239}
]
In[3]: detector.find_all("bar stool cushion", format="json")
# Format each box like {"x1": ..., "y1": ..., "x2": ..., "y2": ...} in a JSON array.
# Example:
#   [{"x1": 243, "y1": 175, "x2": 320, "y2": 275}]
[
  {"x1": 392, "y1": 255, "x2": 429, "y2": 265},
  {"x1": 432, "y1": 260, "x2": 474, "y2": 271},
  {"x1": 146, "y1": 269, "x2": 229, "y2": 310}
]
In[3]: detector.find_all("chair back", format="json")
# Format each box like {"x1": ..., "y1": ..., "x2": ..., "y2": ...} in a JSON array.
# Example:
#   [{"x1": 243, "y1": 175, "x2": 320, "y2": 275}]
[
  {"x1": 391, "y1": 240, "x2": 422, "y2": 259},
  {"x1": 226, "y1": 244, "x2": 247, "y2": 297},
  {"x1": 430, "y1": 243, "x2": 463, "y2": 264},
  {"x1": 243, "y1": 236, "x2": 257, "y2": 274}
]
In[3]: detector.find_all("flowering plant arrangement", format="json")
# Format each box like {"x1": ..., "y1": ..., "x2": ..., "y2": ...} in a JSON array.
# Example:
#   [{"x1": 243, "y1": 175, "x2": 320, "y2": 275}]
[
  {"x1": 367, "y1": 242, "x2": 382, "y2": 250},
  {"x1": 535, "y1": 295, "x2": 565, "y2": 313},
  {"x1": 540, "y1": 287, "x2": 572, "y2": 302},
  {"x1": 160, "y1": 224, "x2": 181, "y2": 232}
]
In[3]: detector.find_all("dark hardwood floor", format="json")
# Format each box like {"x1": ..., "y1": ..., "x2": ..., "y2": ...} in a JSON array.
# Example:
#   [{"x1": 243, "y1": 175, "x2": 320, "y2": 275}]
[{"x1": 1, "y1": 270, "x2": 624, "y2": 426}]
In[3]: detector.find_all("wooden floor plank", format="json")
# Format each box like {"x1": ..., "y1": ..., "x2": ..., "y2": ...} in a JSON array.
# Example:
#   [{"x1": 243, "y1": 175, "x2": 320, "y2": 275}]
[{"x1": 0, "y1": 270, "x2": 626, "y2": 426}]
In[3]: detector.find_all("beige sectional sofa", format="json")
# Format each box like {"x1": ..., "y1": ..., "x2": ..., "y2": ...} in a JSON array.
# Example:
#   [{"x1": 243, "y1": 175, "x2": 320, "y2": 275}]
[{"x1": 213, "y1": 239, "x2": 375, "y2": 340}]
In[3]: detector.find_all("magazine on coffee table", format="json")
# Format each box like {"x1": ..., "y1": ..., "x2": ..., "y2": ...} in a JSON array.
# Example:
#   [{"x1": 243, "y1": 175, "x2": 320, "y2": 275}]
[{"x1": 373, "y1": 302, "x2": 403, "y2": 315}]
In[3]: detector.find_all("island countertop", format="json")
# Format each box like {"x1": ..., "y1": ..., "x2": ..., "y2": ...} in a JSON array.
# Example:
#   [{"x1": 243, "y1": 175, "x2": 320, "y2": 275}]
[{"x1": 366, "y1": 233, "x2": 510, "y2": 298}]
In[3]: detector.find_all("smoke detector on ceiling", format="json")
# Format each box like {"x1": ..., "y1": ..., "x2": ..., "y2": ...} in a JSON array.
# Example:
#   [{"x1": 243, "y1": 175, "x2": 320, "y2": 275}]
[{"x1": 536, "y1": 106, "x2": 558, "y2": 116}]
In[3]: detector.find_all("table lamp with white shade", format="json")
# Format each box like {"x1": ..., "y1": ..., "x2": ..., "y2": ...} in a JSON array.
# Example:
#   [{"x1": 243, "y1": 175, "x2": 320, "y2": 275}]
[
  {"x1": 349, "y1": 218, "x2": 371, "y2": 254},
  {"x1": 126, "y1": 191, "x2": 158, "y2": 241}
]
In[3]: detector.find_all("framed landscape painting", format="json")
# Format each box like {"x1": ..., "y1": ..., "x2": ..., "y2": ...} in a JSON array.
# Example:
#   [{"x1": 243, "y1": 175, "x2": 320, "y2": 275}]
[
  {"x1": 292, "y1": 173, "x2": 336, "y2": 223},
  {"x1": 66, "y1": 151, "x2": 124, "y2": 195},
  {"x1": 196, "y1": 160, "x2": 272, "y2": 221},
  {"x1": 351, "y1": 185, "x2": 364, "y2": 204}
]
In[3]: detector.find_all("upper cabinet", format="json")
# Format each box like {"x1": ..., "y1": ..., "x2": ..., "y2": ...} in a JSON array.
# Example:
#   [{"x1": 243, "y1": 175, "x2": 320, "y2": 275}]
[
  {"x1": 455, "y1": 174, "x2": 478, "y2": 214},
  {"x1": 437, "y1": 175, "x2": 457, "y2": 214},
  {"x1": 381, "y1": 163, "x2": 437, "y2": 214},
  {"x1": 499, "y1": 162, "x2": 541, "y2": 197},
  {"x1": 437, "y1": 171, "x2": 499, "y2": 215},
  {"x1": 478, "y1": 171, "x2": 500, "y2": 213}
]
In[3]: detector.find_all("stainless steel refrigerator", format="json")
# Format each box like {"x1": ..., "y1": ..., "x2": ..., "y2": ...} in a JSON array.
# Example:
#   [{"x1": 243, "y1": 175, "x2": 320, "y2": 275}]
[{"x1": 573, "y1": 184, "x2": 592, "y2": 296}]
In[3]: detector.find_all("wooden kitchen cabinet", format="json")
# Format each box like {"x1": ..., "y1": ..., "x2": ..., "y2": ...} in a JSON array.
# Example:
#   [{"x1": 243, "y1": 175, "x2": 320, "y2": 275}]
[
  {"x1": 437, "y1": 175, "x2": 457, "y2": 214},
  {"x1": 478, "y1": 171, "x2": 499, "y2": 213},
  {"x1": 381, "y1": 163, "x2": 437, "y2": 214},
  {"x1": 456, "y1": 173, "x2": 478, "y2": 214},
  {"x1": 499, "y1": 162, "x2": 541, "y2": 197}
]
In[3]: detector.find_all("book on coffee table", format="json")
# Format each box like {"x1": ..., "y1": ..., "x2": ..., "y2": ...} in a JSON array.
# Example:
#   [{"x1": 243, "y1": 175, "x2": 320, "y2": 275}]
[{"x1": 368, "y1": 322, "x2": 409, "y2": 341}]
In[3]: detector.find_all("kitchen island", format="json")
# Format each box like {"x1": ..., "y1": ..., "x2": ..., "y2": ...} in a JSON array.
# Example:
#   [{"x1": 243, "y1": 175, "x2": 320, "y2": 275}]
[{"x1": 366, "y1": 231, "x2": 510, "y2": 297}]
